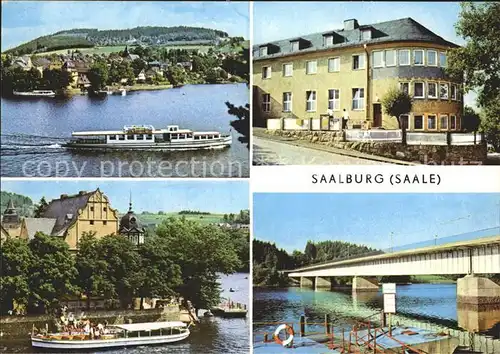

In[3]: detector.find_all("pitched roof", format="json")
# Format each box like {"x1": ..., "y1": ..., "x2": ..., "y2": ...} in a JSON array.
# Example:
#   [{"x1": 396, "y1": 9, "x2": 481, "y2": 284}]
[
  {"x1": 32, "y1": 57, "x2": 51, "y2": 68},
  {"x1": 41, "y1": 190, "x2": 96, "y2": 236},
  {"x1": 23, "y1": 218, "x2": 57, "y2": 240},
  {"x1": 254, "y1": 17, "x2": 459, "y2": 61}
]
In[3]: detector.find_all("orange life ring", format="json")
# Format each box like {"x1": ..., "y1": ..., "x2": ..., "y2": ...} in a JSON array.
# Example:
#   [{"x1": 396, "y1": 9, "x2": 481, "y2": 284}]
[{"x1": 274, "y1": 324, "x2": 294, "y2": 346}]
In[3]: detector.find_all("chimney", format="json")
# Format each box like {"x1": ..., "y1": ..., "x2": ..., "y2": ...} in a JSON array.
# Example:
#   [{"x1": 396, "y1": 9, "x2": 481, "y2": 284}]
[
  {"x1": 344, "y1": 19, "x2": 359, "y2": 31},
  {"x1": 60, "y1": 194, "x2": 68, "y2": 199}
]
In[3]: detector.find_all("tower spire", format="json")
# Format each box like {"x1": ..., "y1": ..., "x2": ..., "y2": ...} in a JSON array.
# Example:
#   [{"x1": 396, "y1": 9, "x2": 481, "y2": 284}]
[{"x1": 129, "y1": 190, "x2": 132, "y2": 212}]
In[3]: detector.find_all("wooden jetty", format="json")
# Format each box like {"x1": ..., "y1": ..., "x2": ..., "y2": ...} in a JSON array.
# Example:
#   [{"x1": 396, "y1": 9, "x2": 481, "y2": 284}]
[{"x1": 254, "y1": 314, "x2": 460, "y2": 353}]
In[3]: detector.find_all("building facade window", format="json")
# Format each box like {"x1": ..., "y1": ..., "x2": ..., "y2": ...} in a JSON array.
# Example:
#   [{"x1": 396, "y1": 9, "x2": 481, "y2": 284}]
[
  {"x1": 262, "y1": 66, "x2": 271, "y2": 79},
  {"x1": 400, "y1": 82, "x2": 409, "y2": 95},
  {"x1": 283, "y1": 92, "x2": 292, "y2": 112},
  {"x1": 440, "y1": 52, "x2": 447, "y2": 67},
  {"x1": 328, "y1": 57, "x2": 340, "y2": 72},
  {"x1": 427, "y1": 50, "x2": 437, "y2": 66},
  {"x1": 259, "y1": 47, "x2": 268, "y2": 56},
  {"x1": 291, "y1": 41, "x2": 299, "y2": 51},
  {"x1": 328, "y1": 89, "x2": 340, "y2": 111},
  {"x1": 400, "y1": 114, "x2": 410, "y2": 130},
  {"x1": 450, "y1": 115, "x2": 457, "y2": 130},
  {"x1": 352, "y1": 88, "x2": 364, "y2": 110},
  {"x1": 352, "y1": 54, "x2": 365, "y2": 70},
  {"x1": 413, "y1": 49, "x2": 424, "y2": 65},
  {"x1": 440, "y1": 114, "x2": 448, "y2": 130},
  {"x1": 283, "y1": 63, "x2": 293, "y2": 77},
  {"x1": 385, "y1": 49, "x2": 396, "y2": 67},
  {"x1": 399, "y1": 49, "x2": 410, "y2": 66},
  {"x1": 103, "y1": 221, "x2": 107, "y2": 226},
  {"x1": 90, "y1": 220, "x2": 94, "y2": 225},
  {"x1": 414, "y1": 82, "x2": 425, "y2": 98},
  {"x1": 306, "y1": 90, "x2": 317, "y2": 112},
  {"x1": 414, "y1": 115, "x2": 424, "y2": 130},
  {"x1": 451, "y1": 84, "x2": 457, "y2": 100},
  {"x1": 306, "y1": 60, "x2": 317, "y2": 74},
  {"x1": 373, "y1": 51, "x2": 384, "y2": 68},
  {"x1": 262, "y1": 93, "x2": 271, "y2": 112},
  {"x1": 324, "y1": 35, "x2": 334, "y2": 46},
  {"x1": 90, "y1": 206, "x2": 94, "y2": 211},
  {"x1": 440, "y1": 83, "x2": 449, "y2": 99},
  {"x1": 427, "y1": 114, "x2": 437, "y2": 130},
  {"x1": 428, "y1": 82, "x2": 437, "y2": 99}
]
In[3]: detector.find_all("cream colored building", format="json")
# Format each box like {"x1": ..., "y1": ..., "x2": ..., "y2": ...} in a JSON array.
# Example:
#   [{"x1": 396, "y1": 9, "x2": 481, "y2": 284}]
[
  {"x1": 1, "y1": 189, "x2": 119, "y2": 251},
  {"x1": 253, "y1": 17, "x2": 463, "y2": 132}
]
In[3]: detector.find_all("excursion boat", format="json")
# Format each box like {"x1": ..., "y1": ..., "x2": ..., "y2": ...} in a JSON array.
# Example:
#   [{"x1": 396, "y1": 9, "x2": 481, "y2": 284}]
[
  {"x1": 63, "y1": 125, "x2": 232, "y2": 151},
  {"x1": 13, "y1": 90, "x2": 56, "y2": 97},
  {"x1": 31, "y1": 321, "x2": 190, "y2": 350}
]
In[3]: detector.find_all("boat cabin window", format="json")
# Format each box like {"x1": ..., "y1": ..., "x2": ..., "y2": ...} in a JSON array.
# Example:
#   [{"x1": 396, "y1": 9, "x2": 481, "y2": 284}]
[
  {"x1": 179, "y1": 134, "x2": 186, "y2": 139},
  {"x1": 187, "y1": 133, "x2": 193, "y2": 139},
  {"x1": 127, "y1": 135, "x2": 134, "y2": 140},
  {"x1": 168, "y1": 126, "x2": 179, "y2": 132},
  {"x1": 137, "y1": 134, "x2": 144, "y2": 140},
  {"x1": 194, "y1": 136, "x2": 200, "y2": 140},
  {"x1": 109, "y1": 135, "x2": 116, "y2": 140},
  {"x1": 146, "y1": 134, "x2": 153, "y2": 140},
  {"x1": 171, "y1": 133, "x2": 178, "y2": 140},
  {"x1": 201, "y1": 135, "x2": 207, "y2": 140},
  {"x1": 119, "y1": 135, "x2": 125, "y2": 140}
]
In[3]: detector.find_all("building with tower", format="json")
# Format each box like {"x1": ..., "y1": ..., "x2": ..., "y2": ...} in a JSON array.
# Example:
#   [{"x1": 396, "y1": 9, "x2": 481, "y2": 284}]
[{"x1": 118, "y1": 196, "x2": 146, "y2": 246}]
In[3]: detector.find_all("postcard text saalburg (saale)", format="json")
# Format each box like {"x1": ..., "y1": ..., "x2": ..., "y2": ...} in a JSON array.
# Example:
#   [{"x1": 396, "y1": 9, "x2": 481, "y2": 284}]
[{"x1": 311, "y1": 173, "x2": 441, "y2": 186}]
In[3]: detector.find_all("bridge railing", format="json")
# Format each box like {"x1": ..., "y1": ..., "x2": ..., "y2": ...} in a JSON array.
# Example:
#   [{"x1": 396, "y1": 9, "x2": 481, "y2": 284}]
[{"x1": 289, "y1": 226, "x2": 499, "y2": 272}]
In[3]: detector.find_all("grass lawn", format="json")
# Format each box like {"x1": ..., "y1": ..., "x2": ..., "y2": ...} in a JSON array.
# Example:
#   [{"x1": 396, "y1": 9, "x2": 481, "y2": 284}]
[{"x1": 120, "y1": 212, "x2": 225, "y2": 227}]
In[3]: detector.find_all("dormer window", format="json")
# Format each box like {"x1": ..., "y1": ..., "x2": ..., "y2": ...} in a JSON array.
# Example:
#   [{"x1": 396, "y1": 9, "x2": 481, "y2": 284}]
[
  {"x1": 324, "y1": 35, "x2": 334, "y2": 46},
  {"x1": 259, "y1": 46, "x2": 268, "y2": 56},
  {"x1": 362, "y1": 29, "x2": 372, "y2": 40},
  {"x1": 291, "y1": 41, "x2": 299, "y2": 52}
]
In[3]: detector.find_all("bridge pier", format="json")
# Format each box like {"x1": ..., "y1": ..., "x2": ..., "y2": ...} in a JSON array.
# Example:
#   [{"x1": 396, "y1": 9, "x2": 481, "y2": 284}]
[
  {"x1": 315, "y1": 276, "x2": 332, "y2": 291},
  {"x1": 300, "y1": 276, "x2": 315, "y2": 289},
  {"x1": 352, "y1": 276, "x2": 379, "y2": 292},
  {"x1": 457, "y1": 274, "x2": 500, "y2": 305}
]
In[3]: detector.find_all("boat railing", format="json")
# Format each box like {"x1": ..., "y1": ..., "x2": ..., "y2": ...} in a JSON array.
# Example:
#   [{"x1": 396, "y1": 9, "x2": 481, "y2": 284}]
[{"x1": 70, "y1": 138, "x2": 106, "y2": 144}]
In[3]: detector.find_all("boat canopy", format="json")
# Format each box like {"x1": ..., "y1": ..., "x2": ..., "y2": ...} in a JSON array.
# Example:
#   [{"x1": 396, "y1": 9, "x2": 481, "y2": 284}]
[{"x1": 110, "y1": 321, "x2": 187, "y2": 332}]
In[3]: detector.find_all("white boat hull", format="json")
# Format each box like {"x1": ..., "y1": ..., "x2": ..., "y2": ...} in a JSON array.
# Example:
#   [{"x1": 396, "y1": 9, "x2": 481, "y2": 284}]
[
  {"x1": 13, "y1": 91, "x2": 55, "y2": 98},
  {"x1": 31, "y1": 330, "x2": 189, "y2": 350},
  {"x1": 63, "y1": 137, "x2": 232, "y2": 151}
]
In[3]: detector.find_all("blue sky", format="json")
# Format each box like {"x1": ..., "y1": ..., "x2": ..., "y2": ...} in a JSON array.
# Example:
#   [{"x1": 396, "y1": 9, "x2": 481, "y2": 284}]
[
  {"x1": 254, "y1": 1, "x2": 478, "y2": 108},
  {"x1": 253, "y1": 194, "x2": 500, "y2": 253},
  {"x1": 1, "y1": 1, "x2": 249, "y2": 51},
  {"x1": 2, "y1": 180, "x2": 249, "y2": 214}
]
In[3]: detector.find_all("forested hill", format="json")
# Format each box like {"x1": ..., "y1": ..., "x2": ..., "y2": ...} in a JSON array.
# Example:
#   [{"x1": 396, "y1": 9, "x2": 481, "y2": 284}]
[
  {"x1": 0, "y1": 191, "x2": 34, "y2": 217},
  {"x1": 253, "y1": 239, "x2": 382, "y2": 287},
  {"x1": 5, "y1": 26, "x2": 230, "y2": 55}
]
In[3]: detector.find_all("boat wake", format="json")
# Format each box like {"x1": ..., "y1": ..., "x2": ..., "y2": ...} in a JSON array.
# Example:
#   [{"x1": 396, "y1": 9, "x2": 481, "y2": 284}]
[{"x1": 1, "y1": 134, "x2": 66, "y2": 156}]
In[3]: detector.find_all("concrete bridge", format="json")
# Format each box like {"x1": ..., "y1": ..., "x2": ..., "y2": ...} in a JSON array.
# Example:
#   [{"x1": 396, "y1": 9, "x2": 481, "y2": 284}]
[{"x1": 288, "y1": 235, "x2": 500, "y2": 305}]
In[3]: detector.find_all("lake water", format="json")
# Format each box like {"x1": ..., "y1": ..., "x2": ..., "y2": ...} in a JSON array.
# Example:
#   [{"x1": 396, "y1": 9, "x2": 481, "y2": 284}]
[
  {"x1": 0, "y1": 273, "x2": 250, "y2": 353},
  {"x1": 254, "y1": 284, "x2": 500, "y2": 353},
  {"x1": 0, "y1": 84, "x2": 249, "y2": 177}
]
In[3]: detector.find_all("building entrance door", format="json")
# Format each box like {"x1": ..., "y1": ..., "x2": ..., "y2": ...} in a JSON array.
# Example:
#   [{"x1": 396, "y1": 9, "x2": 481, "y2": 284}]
[{"x1": 373, "y1": 103, "x2": 382, "y2": 127}]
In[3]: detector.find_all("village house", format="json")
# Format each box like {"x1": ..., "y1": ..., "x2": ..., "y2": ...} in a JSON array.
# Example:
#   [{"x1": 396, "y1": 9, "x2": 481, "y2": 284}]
[
  {"x1": 31, "y1": 57, "x2": 51, "y2": 75},
  {"x1": 12, "y1": 55, "x2": 33, "y2": 71},
  {"x1": 177, "y1": 61, "x2": 193, "y2": 71},
  {"x1": 62, "y1": 59, "x2": 91, "y2": 87},
  {"x1": 253, "y1": 17, "x2": 464, "y2": 132},
  {"x1": 136, "y1": 69, "x2": 146, "y2": 82},
  {"x1": 1, "y1": 189, "x2": 146, "y2": 251},
  {"x1": 1, "y1": 189, "x2": 119, "y2": 251}
]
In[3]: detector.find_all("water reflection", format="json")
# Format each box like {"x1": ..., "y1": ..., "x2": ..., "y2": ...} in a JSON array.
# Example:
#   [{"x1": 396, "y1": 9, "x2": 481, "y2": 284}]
[{"x1": 457, "y1": 304, "x2": 500, "y2": 334}]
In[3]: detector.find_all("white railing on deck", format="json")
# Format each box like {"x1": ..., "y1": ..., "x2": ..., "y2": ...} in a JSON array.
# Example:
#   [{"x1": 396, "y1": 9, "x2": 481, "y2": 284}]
[
  {"x1": 451, "y1": 132, "x2": 482, "y2": 145},
  {"x1": 407, "y1": 132, "x2": 448, "y2": 145}
]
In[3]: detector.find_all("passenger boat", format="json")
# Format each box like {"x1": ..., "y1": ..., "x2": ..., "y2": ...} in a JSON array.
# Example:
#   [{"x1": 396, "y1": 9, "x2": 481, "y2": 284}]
[
  {"x1": 31, "y1": 321, "x2": 190, "y2": 350},
  {"x1": 63, "y1": 125, "x2": 232, "y2": 151},
  {"x1": 13, "y1": 90, "x2": 56, "y2": 97}
]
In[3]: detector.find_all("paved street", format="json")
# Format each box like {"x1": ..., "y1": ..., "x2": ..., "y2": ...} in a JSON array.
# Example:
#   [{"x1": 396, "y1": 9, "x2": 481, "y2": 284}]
[{"x1": 253, "y1": 136, "x2": 389, "y2": 165}]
